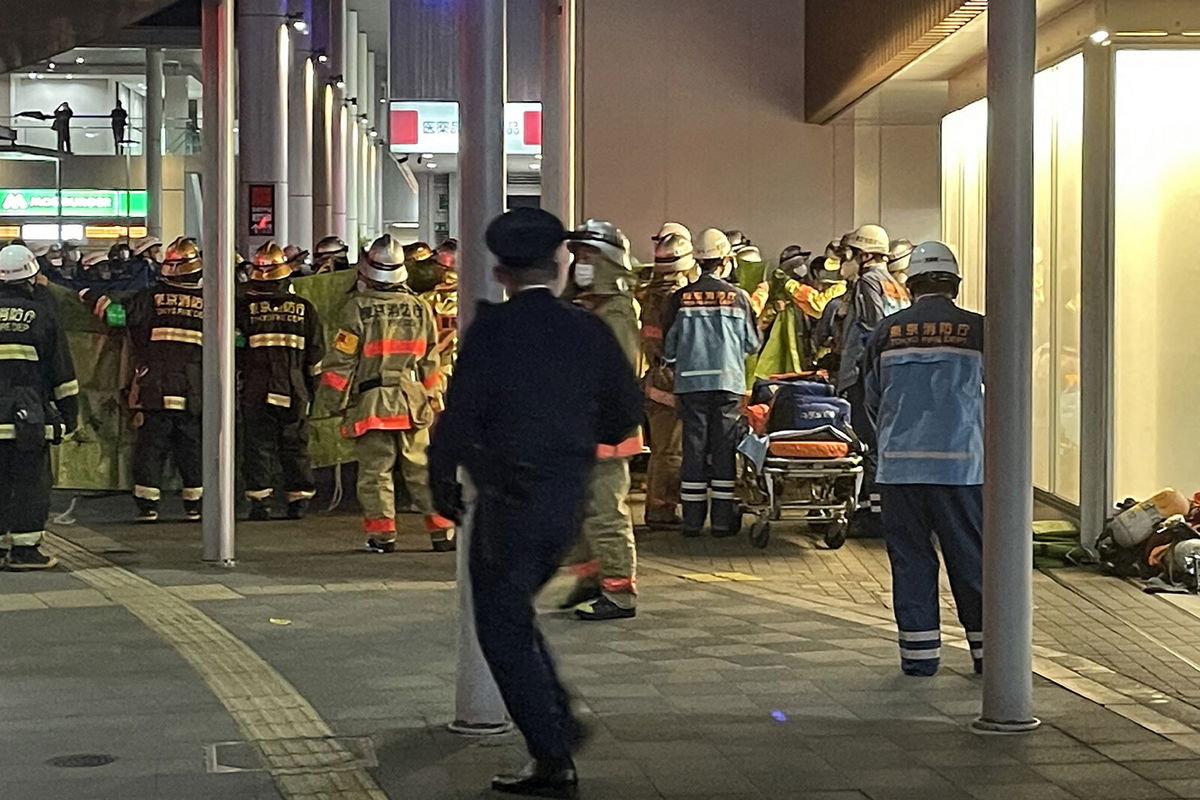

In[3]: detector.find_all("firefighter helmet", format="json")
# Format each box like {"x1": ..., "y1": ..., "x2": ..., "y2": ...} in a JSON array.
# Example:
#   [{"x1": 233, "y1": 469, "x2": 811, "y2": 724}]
[
  {"x1": 315, "y1": 235, "x2": 349, "y2": 258},
  {"x1": 778, "y1": 245, "x2": 811, "y2": 273},
  {"x1": 847, "y1": 224, "x2": 890, "y2": 257},
  {"x1": 359, "y1": 234, "x2": 409, "y2": 287},
  {"x1": 889, "y1": 239, "x2": 915, "y2": 275},
  {"x1": 132, "y1": 236, "x2": 163, "y2": 258},
  {"x1": 694, "y1": 228, "x2": 733, "y2": 261},
  {"x1": 653, "y1": 233, "x2": 695, "y2": 274},
  {"x1": 161, "y1": 237, "x2": 203, "y2": 278},
  {"x1": 0, "y1": 244, "x2": 39, "y2": 283},
  {"x1": 566, "y1": 219, "x2": 632, "y2": 270},
  {"x1": 906, "y1": 241, "x2": 960, "y2": 279},
  {"x1": 107, "y1": 242, "x2": 133, "y2": 263},
  {"x1": 249, "y1": 241, "x2": 294, "y2": 282},
  {"x1": 653, "y1": 221, "x2": 691, "y2": 243},
  {"x1": 404, "y1": 241, "x2": 434, "y2": 263}
]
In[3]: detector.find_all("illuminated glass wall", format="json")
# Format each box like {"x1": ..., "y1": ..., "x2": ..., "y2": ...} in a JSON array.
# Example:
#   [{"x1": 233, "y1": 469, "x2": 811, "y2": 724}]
[
  {"x1": 1113, "y1": 50, "x2": 1200, "y2": 500},
  {"x1": 941, "y1": 54, "x2": 1083, "y2": 503}
]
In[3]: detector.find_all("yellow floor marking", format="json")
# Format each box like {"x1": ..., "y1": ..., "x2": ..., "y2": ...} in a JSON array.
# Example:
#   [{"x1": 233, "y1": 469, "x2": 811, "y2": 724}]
[{"x1": 43, "y1": 532, "x2": 389, "y2": 800}]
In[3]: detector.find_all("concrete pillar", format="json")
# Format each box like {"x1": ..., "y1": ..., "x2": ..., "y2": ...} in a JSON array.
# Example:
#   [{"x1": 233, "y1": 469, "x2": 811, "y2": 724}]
[
  {"x1": 344, "y1": 12, "x2": 359, "y2": 245},
  {"x1": 289, "y1": 46, "x2": 315, "y2": 250},
  {"x1": 451, "y1": 0, "x2": 509, "y2": 735},
  {"x1": 237, "y1": 0, "x2": 290, "y2": 252},
  {"x1": 417, "y1": 171, "x2": 436, "y2": 244},
  {"x1": 540, "y1": 0, "x2": 576, "y2": 224},
  {"x1": 974, "y1": 0, "x2": 1040, "y2": 734},
  {"x1": 164, "y1": 76, "x2": 189, "y2": 149},
  {"x1": 146, "y1": 48, "x2": 165, "y2": 240},
  {"x1": 201, "y1": 0, "x2": 237, "y2": 567},
  {"x1": 329, "y1": 0, "x2": 347, "y2": 240},
  {"x1": 311, "y1": 0, "x2": 333, "y2": 236}
]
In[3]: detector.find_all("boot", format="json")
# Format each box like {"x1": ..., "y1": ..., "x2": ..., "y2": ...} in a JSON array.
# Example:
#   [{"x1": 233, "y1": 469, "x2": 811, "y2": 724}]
[
  {"x1": 135, "y1": 499, "x2": 159, "y2": 524},
  {"x1": 558, "y1": 579, "x2": 601, "y2": 610},
  {"x1": 183, "y1": 500, "x2": 202, "y2": 522},
  {"x1": 491, "y1": 759, "x2": 578, "y2": 799},
  {"x1": 286, "y1": 498, "x2": 309, "y2": 520},
  {"x1": 248, "y1": 499, "x2": 271, "y2": 521},
  {"x1": 431, "y1": 534, "x2": 456, "y2": 553},
  {"x1": 365, "y1": 537, "x2": 397, "y2": 553},
  {"x1": 574, "y1": 595, "x2": 636, "y2": 621},
  {"x1": 5, "y1": 545, "x2": 59, "y2": 571}
]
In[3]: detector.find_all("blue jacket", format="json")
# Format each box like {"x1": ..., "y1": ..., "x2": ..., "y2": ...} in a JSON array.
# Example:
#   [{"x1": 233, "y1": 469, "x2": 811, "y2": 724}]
[
  {"x1": 863, "y1": 295, "x2": 984, "y2": 486},
  {"x1": 837, "y1": 264, "x2": 910, "y2": 391},
  {"x1": 663, "y1": 272, "x2": 760, "y2": 395}
]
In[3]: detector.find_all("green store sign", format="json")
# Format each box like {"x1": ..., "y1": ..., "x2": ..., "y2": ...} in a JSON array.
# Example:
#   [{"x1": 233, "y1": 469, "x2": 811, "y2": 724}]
[{"x1": 0, "y1": 189, "x2": 149, "y2": 218}]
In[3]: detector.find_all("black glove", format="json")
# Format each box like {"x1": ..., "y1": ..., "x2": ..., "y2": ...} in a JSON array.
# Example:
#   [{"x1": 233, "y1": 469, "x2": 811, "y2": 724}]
[{"x1": 431, "y1": 479, "x2": 465, "y2": 525}]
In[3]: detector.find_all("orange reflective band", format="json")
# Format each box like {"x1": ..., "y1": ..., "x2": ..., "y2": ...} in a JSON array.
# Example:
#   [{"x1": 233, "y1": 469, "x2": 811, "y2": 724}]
[
  {"x1": 597, "y1": 432, "x2": 644, "y2": 460},
  {"x1": 424, "y1": 514, "x2": 455, "y2": 532},
  {"x1": 422, "y1": 372, "x2": 440, "y2": 390},
  {"x1": 641, "y1": 325, "x2": 663, "y2": 341},
  {"x1": 570, "y1": 560, "x2": 600, "y2": 579},
  {"x1": 321, "y1": 371, "x2": 350, "y2": 392},
  {"x1": 345, "y1": 414, "x2": 413, "y2": 437},
  {"x1": 363, "y1": 517, "x2": 396, "y2": 533},
  {"x1": 645, "y1": 384, "x2": 676, "y2": 407},
  {"x1": 362, "y1": 338, "x2": 428, "y2": 358},
  {"x1": 601, "y1": 577, "x2": 636, "y2": 594}
]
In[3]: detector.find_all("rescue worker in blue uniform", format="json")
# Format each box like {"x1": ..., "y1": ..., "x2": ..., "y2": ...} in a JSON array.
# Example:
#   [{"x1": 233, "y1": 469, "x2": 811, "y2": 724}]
[
  {"x1": 0, "y1": 244, "x2": 78, "y2": 570},
  {"x1": 428, "y1": 208, "x2": 641, "y2": 799},
  {"x1": 662, "y1": 229, "x2": 760, "y2": 538},
  {"x1": 837, "y1": 224, "x2": 910, "y2": 537},
  {"x1": 863, "y1": 241, "x2": 984, "y2": 677}
]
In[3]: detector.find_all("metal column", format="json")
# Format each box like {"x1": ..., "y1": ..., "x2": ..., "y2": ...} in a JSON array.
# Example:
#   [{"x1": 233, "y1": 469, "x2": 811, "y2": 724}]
[
  {"x1": 329, "y1": 0, "x2": 347, "y2": 240},
  {"x1": 145, "y1": 48, "x2": 165, "y2": 240},
  {"x1": 288, "y1": 44, "x2": 315, "y2": 251},
  {"x1": 345, "y1": 14, "x2": 360, "y2": 245},
  {"x1": 974, "y1": 0, "x2": 1040, "y2": 734},
  {"x1": 450, "y1": 0, "x2": 509, "y2": 735},
  {"x1": 540, "y1": 0, "x2": 576, "y2": 225},
  {"x1": 201, "y1": 0, "x2": 237, "y2": 567},
  {"x1": 311, "y1": 0, "x2": 332, "y2": 235},
  {"x1": 1079, "y1": 44, "x2": 1116, "y2": 555}
]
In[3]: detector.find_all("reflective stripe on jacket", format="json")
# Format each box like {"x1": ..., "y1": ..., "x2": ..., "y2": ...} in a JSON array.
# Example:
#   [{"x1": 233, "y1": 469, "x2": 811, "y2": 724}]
[{"x1": 662, "y1": 273, "x2": 759, "y2": 395}]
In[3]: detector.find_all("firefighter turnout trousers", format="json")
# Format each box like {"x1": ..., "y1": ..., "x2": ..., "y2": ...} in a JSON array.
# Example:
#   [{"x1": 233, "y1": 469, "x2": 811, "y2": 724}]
[
  {"x1": 242, "y1": 405, "x2": 315, "y2": 504},
  {"x1": 355, "y1": 427, "x2": 450, "y2": 545},
  {"x1": 879, "y1": 483, "x2": 983, "y2": 675},
  {"x1": 133, "y1": 410, "x2": 203, "y2": 508},
  {"x1": 568, "y1": 457, "x2": 637, "y2": 608},
  {"x1": 678, "y1": 390, "x2": 743, "y2": 534},
  {"x1": 644, "y1": 398, "x2": 683, "y2": 525},
  {"x1": 0, "y1": 441, "x2": 52, "y2": 550}
]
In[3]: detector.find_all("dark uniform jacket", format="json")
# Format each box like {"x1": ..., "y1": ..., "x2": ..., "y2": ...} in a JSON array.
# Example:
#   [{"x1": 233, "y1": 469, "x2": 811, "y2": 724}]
[
  {"x1": 125, "y1": 281, "x2": 204, "y2": 413},
  {"x1": 236, "y1": 287, "x2": 325, "y2": 413},
  {"x1": 0, "y1": 283, "x2": 79, "y2": 444},
  {"x1": 429, "y1": 288, "x2": 642, "y2": 512}
]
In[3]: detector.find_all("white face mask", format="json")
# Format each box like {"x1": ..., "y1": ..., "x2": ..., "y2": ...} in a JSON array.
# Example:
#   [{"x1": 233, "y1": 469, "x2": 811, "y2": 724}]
[{"x1": 574, "y1": 262, "x2": 595, "y2": 288}]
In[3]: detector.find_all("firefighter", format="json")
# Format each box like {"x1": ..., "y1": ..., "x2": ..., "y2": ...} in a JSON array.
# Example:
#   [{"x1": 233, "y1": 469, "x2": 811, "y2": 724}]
[
  {"x1": 313, "y1": 235, "x2": 351, "y2": 273},
  {"x1": 652, "y1": 221, "x2": 691, "y2": 245},
  {"x1": 404, "y1": 241, "x2": 440, "y2": 294},
  {"x1": 561, "y1": 219, "x2": 642, "y2": 621},
  {"x1": 663, "y1": 229, "x2": 760, "y2": 537},
  {"x1": 0, "y1": 244, "x2": 77, "y2": 570},
  {"x1": 889, "y1": 238, "x2": 915, "y2": 288},
  {"x1": 316, "y1": 233, "x2": 454, "y2": 552},
  {"x1": 863, "y1": 242, "x2": 983, "y2": 677},
  {"x1": 639, "y1": 232, "x2": 694, "y2": 530},
  {"x1": 837, "y1": 224, "x2": 910, "y2": 538},
  {"x1": 100, "y1": 237, "x2": 206, "y2": 522},
  {"x1": 237, "y1": 242, "x2": 326, "y2": 521},
  {"x1": 419, "y1": 241, "x2": 459, "y2": 399}
]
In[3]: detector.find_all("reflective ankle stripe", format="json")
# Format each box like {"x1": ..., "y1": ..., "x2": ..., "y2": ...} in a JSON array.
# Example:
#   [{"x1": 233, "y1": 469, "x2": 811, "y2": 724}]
[
  {"x1": 967, "y1": 631, "x2": 983, "y2": 659},
  {"x1": 9, "y1": 530, "x2": 45, "y2": 547},
  {"x1": 181, "y1": 487, "x2": 204, "y2": 501},
  {"x1": 245, "y1": 488, "x2": 273, "y2": 501},
  {"x1": 133, "y1": 485, "x2": 162, "y2": 501},
  {"x1": 898, "y1": 629, "x2": 941, "y2": 661},
  {"x1": 286, "y1": 490, "x2": 316, "y2": 502}
]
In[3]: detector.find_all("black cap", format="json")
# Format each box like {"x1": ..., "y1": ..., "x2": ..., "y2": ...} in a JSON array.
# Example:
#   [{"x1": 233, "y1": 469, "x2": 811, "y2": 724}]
[{"x1": 486, "y1": 208, "x2": 566, "y2": 269}]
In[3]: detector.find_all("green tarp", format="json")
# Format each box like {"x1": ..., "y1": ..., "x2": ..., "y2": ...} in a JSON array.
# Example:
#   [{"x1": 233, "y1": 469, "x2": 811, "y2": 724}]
[{"x1": 49, "y1": 270, "x2": 360, "y2": 491}]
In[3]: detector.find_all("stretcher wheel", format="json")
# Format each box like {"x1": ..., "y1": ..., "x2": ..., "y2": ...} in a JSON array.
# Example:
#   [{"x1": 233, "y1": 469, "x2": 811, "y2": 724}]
[
  {"x1": 749, "y1": 519, "x2": 771, "y2": 549},
  {"x1": 823, "y1": 520, "x2": 848, "y2": 550}
]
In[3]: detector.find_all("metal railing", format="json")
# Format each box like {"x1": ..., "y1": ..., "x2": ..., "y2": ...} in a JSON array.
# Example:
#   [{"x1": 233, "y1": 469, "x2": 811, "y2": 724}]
[{"x1": 0, "y1": 116, "x2": 202, "y2": 157}]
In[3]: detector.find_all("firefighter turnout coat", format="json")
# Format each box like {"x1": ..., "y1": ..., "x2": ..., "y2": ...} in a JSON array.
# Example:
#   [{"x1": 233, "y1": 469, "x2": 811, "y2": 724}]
[{"x1": 236, "y1": 288, "x2": 325, "y2": 412}]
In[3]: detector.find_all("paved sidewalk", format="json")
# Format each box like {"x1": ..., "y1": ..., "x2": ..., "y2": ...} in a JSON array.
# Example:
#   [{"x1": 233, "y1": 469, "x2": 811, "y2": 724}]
[{"x1": 1, "y1": 492, "x2": 1199, "y2": 799}]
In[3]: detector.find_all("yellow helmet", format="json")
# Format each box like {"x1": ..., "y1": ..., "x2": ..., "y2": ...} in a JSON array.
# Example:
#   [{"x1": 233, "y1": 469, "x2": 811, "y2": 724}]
[
  {"x1": 249, "y1": 240, "x2": 293, "y2": 281},
  {"x1": 161, "y1": 237, "x2": 203, "y2": 278},
  {"x1": 403, "y1": 241, "x2": 434, "y2": 263}
]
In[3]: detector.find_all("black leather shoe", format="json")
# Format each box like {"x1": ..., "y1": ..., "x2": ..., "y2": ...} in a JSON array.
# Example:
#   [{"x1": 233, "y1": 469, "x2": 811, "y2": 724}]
[
  {"x1": 491, "y1": 759, "x2": 578, "y2": 798},
  {"x1": 558, "y1": 579, "x2": 601, "y2": 610}
]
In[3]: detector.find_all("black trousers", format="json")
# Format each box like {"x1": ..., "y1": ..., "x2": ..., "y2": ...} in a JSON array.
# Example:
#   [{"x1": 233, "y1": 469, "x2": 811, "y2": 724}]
[
  {"x1": 0, "y1": 441, "x2": 51, "y2": 547},
  {"x1": 678, "y1": 391, "x2": 743, "y2": 533},
  {"x1": 471, "y1": 480, "x2": 585, "y2": 761},
  {"x1": 242, "y1": 405, "x2": 315, "y2": 501},
  {"x1": 842, "y1": 381, "x2": 881, "y2": 532},
  {"x1": 133, "y1": 410, "x2": 202, "y2": 502}
]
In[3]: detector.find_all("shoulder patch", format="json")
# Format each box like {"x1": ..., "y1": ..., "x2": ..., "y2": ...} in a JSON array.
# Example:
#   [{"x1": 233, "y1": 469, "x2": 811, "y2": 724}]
[{"x1": 333, "y1": 329, "x2": 360, "y2": 355}]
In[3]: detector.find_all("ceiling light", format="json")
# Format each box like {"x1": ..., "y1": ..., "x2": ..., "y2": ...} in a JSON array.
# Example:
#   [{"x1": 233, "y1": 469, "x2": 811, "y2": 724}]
[
  {"x1": 529, "y1": 162, "x2": 541, "y2": 171},
  {"x1": 379, "y1": 97, "x2": 387, "y2": 104},
  {"x1": 75, "y1": 56, "x2": 85, "y2": 64},
  {"x1": 427, "y1": 162, "x2": 438, "y2": 169},
  {"x1": 369, "y1": 129, "x2": 379, "y2": 138},
  {"x1": 66, "y1": 74, "x2": 74, "y2": 80},
  {"x1": 26, "y1": 72, "x2": 36, "y2": 79},
  {"x1": 421, "y1": 153, "x2": 434, "y2": 159},
  {"x1": 47, "y1": 61, "x2": 56, "y2": 70},
  {"x1": 138, "y1": 82, "x2": 146, "y2": 89},
  {"x1": 292, "y1": 19, "x2": 308, "y2": 33},
  {"x1": 332, "y1": 75, "x2": 345, "y2": 89},
  {"x1": 1115, "y1": 30, "x2": 1169, "y2": 37},
  {"x1": 1089, "y1": 29, "x2": 1110, "y2": 44},
  {"x1": 534, "y1": 154, "x2": 543, "y2": 160},
  {"x1": 317, "y1": 52, "x2": 329, "y2": 64}
]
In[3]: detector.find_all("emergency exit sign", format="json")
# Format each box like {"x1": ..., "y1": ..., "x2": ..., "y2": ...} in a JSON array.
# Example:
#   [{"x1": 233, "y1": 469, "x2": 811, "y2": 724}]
[{"x1": 0, "y1": 189, "x2": 149, "y2": 218}]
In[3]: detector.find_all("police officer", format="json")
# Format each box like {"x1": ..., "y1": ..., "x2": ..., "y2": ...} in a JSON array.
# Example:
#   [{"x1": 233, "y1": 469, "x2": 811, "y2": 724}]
[
  {"x1": 663, "y1": 229, "x2": 760, "y2": 538},
  {"x1": 429, "y1": 207, "x2": 641, "y2": 798},
  {"x1": 237, "y1": 242, "x2": 325, "y2": 521},
  {"x1": 563, "y1": 219, "x2": 642, "y2": 621},
  {"x1": 313, "y1": 235, "x2": 351, "y2": 273},
  {"x1": 863, "y1": 242, "x2": 983, "y2": 677},
  {"x1": 639, "y1": 232, "x2": 695, "y2": 529},
  {"x1": 101, "y1": 237, "x2": 206, "y2": 522},
  {"x1": 837, "y1": 224, "x2": 911, "y2": 537},
  {"x1": 316, "y1": 234, "x2": 454, "y2": 552},
  {"x1": 0, "y1": 244, "x2": 77, "y2": 570}
]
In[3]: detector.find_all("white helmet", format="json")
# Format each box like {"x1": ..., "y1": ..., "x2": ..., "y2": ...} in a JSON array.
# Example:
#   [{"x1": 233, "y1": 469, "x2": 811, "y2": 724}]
[
  {"x1": 735, "y1": 244, "x2": 763, "y2": 264},
  {"x1": 694, "y1": 228, "x2": 732, "y2": 261},
  {"x1": 906, "y1": 241, "x2": 960, "y2": 279},
  {"x1": 567, "y1": 219, "x2": 632, "y2": 269},
  {"x1": 653, "y1": 221, "x2": 691, "y2": 243},
  {"x1": 847, "y1": 224, "x2": 890, "y2": 257},
  {"x1": 653, "y1": 233, "x2": 695, "y2": 274},
  {"x1": 359, "y1": 234, "x2": 409, "y2": 287},
  {"x1": 888, "y1": 239, "x2": 914, "y2": 275},
  {"x1": 0, "y1": 244, "x2": 39, "y2": 283},
  {"x1": 132, "y1": 236, "x2": 163, "y2": 257}
]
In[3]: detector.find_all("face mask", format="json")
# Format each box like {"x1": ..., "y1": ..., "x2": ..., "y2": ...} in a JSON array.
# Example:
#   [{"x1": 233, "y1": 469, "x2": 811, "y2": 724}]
[{"x1": 574, "y1": 263, "x2": 595, "y2": 288}]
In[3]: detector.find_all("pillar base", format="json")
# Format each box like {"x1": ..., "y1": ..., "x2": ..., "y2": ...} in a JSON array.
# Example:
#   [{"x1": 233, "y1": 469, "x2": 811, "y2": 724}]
[
  {"x1": 971, "y1": 716, "x2": 1042, "y2": 735},
  {"x1": 447, "y1": 719, "x2": 513, "y2": 737}
]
